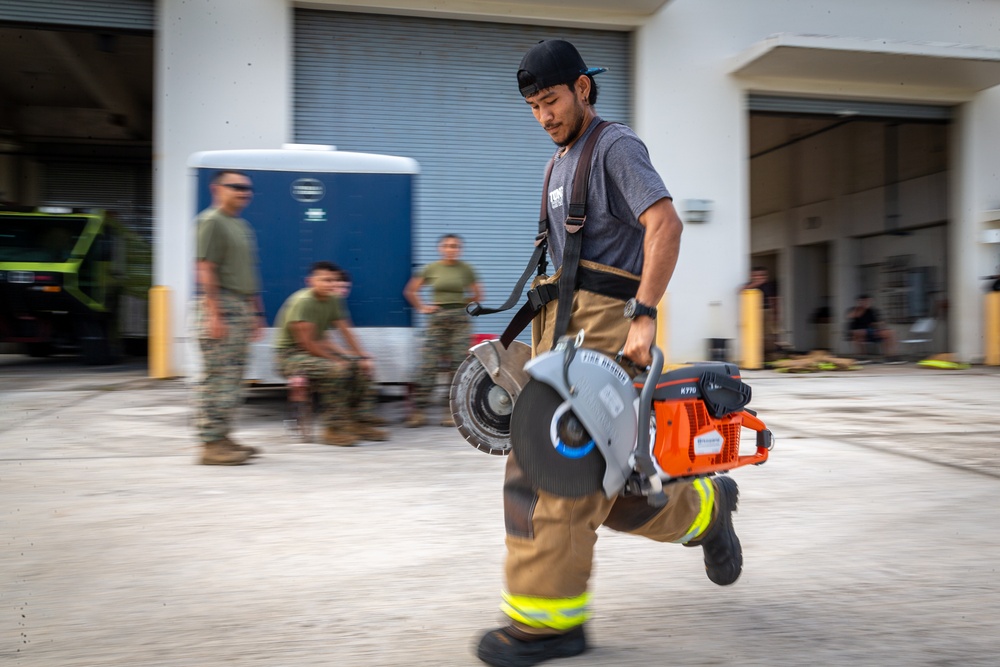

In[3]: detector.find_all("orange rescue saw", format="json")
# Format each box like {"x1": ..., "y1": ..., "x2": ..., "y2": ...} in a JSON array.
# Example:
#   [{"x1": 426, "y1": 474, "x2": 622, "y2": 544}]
[{"x1": 451, "y1": 333, "x2": 773, "y2": 506}]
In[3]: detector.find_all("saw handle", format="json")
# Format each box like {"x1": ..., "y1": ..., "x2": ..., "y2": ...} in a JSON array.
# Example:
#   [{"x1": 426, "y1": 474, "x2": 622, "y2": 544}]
[
  {"x1": 614, "y1": 348, "x2": 648, "y2": 375},
  {"x1": 635, "y1": 346, "x2": 667, "y2": 506},
  {"x1": 738, "y1": 410, "x2": 773, "y2": 467}
]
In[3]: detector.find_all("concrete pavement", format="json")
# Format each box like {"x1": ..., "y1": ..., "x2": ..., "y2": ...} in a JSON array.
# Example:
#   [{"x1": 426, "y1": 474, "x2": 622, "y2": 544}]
[{"x1": 2, "y1": 355, "x2": 999, "y2": 666}]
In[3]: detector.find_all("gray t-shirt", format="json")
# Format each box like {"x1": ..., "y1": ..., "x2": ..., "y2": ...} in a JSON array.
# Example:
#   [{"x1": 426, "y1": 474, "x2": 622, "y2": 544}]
[{"x1": 544, "y1": 117, "x2": 671, "y2": 276}]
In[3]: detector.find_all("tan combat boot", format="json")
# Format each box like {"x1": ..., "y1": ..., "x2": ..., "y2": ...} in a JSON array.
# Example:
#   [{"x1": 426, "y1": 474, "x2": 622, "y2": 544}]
[
  {"x1": 199, "y1": 440, "x2": 251, "y2": 465},
  {"x1": 403, "y1": 410, "x2": 426, "y2": 428},
  {"x1": 351, "y1": 422, "x2": 389, "y2": 442},
  {"x1": 323, "y1": 426, "x2": 358, "y2": 447},
  {"x1": 222, "y1": 436, "x2": 260, "y2": 457}
]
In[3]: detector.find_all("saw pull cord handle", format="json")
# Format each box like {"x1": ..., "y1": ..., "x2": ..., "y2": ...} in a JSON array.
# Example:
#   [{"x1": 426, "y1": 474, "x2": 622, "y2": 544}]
[{"x1": 635, "y1": 346, "x2": 667, "y2": 507}]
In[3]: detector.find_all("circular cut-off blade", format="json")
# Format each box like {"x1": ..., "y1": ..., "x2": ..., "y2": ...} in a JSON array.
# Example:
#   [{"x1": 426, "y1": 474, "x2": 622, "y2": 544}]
[
  {"x1": 449, "y1": 354, "x2": 513, "y2": 455},
  {"x1": 511, "y1": 379, "x2": 606, "y2": 498}
]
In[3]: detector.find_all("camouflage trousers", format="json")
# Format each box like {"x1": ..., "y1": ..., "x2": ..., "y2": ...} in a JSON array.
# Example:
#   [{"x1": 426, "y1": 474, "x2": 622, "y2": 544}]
[
  {"x1": 194, "y1": 292, "x2": 254, "y2": 443},
  {"x1": 412, "y1": 307, "x2": 470, "y2": 408},
  {"x1": 276, "y1": 347, "x2": 378, "y2": 427}
]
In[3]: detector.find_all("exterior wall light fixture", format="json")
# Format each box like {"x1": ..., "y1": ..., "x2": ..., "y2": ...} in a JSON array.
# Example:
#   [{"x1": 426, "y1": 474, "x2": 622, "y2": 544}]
[{"x1": 683, "y1": 199, "x2": 713, "y2": 224}]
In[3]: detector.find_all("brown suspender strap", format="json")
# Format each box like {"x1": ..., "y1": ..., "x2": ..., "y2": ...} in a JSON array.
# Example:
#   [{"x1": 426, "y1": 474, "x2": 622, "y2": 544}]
[
  {"x1": 465, "y1": 157, "x2": 554, "y2": 321},
  {"x1": 497, "y1": 265, "x2": 638, "y2": 348},
  {"x1": 552, "y1": 119, "x2": 611, "y2": 342},
  {"x1": 470, "y1": 119, "x2": 618, "y2": 349},
  {"x1": 536, "y1": 157, "x2": 555, "y2": 277}
]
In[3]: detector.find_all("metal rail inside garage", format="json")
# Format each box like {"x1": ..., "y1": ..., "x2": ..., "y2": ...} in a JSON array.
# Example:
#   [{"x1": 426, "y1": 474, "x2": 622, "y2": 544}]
[{"x1": 293, "y1": 10, "x2": 632, "y2": 340}]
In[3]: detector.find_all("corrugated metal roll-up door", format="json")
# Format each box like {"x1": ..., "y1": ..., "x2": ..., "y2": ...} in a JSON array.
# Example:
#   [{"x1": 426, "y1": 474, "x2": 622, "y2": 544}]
[
  {"x1": 749, "y1": 95, "x2": 952, "y2": 121},
  {"x1": 41, "y1": 162, "x2": 153, "y2": 243},
  {"x1": 0, "y1": 0, "x2": 154, "y2": 31},
  {"x1": 294, "y1": 10, "x2": 632, "y2": 338}
]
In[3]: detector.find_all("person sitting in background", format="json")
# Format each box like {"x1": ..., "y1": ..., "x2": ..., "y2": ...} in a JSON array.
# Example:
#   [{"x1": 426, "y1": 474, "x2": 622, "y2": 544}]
[
  {"x1": 848, "y1": 294, "x2": 896, "y2": 359},
  {"x1": 274, "y1": 261, "x2": 388, "y2": 446},
  {"x1": 332, "y1": 267, "x2": 387, "y2": 428}
]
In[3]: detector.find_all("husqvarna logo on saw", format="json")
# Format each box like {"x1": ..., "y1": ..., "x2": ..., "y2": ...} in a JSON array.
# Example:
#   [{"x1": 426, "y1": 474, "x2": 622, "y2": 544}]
[
  {"x1": 291, "y1": 178, "x2": 325, "y2": 203},
  {"x1": 694, "y1": 429, "x2": 724, "y2": 455}
]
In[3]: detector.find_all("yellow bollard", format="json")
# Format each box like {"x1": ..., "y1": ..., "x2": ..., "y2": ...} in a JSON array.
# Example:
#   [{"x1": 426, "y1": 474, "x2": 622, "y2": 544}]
[
  {"x1": 740, "y1": 289, "x2": 763, "y2": 370},
  {"x1": 986, "y1": 291, "x2": 1000, "y2": 366},
  {"x1": 656, "y1": 292, "x2": 669, "y2": 367},
  {"x1": 149, "y1": 285, "x2": 173, "y2": 378}
]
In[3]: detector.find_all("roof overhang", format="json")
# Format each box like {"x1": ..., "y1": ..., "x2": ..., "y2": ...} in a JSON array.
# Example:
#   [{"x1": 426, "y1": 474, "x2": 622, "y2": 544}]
[
  {"x1": 731, "y1": 34, "x2": 1000, "y2": 101},
  {"x1": 295, "y1": 0, "x2": 670, "y2": 29}
]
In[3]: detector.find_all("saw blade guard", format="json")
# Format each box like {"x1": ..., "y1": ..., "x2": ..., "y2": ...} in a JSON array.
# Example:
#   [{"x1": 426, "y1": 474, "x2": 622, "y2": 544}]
[
  {"x1": 521, "y1": 336, "x2": 640, "y2": 497},
  {"x1": 449, "y1": 340, "x2": 531, "y2": 455}
]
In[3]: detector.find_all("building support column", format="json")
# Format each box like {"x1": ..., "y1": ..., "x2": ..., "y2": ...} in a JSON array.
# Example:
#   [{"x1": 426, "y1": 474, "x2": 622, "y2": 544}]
[{"x1": 155, "y1": 0, "x2": 292, "y2": 376}]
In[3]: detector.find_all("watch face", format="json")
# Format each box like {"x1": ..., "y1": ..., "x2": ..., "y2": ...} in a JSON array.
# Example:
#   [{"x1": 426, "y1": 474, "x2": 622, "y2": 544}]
[
  {"x1": 625, "y1": 298, "x2": 656, "y2": 320},
  {"x1": 624, "y1": 299, "x2": 636, "y2": 319}
]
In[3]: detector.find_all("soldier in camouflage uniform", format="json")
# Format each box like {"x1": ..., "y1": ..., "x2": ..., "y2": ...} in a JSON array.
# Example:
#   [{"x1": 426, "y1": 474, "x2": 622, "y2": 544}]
[
  {"x1": 194, "y1": 170, "x2": 266, "y2": 465},
  {"x1": 403, "y1": 234, "x2": 483, "y2": 427},
  {"x1": 274, "y1": 261, "x2": 388, "y2": 446}
]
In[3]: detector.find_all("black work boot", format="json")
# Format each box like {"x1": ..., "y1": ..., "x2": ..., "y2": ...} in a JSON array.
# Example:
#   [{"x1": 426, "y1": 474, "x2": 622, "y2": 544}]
[
  {"x1": 477, "y1": 625, "x2": 587, "y2": 667},
  {"x1": 689, "y1": 475, "x2": 742, "y2": 586}
]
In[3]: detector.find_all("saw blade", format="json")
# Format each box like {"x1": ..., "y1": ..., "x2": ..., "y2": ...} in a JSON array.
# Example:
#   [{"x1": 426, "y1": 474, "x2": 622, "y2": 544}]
[
  {"x1": 450, "y1": 354, "x2": 514, "y2": 455},
  {"x1": 511, "y1": 379, "x2": 606, "y2": 497}
]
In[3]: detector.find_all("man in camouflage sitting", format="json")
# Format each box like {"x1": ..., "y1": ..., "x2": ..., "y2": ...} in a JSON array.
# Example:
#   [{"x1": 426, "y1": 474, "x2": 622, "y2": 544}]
[{"x1": 274, "y1": 261, "x2": 388, "y2": 446}]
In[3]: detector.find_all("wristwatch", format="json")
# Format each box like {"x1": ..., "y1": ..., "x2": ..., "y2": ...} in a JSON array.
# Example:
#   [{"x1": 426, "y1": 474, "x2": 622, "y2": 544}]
[{"x1": 624, "y1": 297, "x2": 657, "y2": 320}]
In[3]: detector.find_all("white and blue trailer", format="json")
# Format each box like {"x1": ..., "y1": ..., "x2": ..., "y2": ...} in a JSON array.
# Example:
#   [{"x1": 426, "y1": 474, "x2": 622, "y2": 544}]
[{"x1": 187, "y1": 146, "x2": 420, "y2": 386}]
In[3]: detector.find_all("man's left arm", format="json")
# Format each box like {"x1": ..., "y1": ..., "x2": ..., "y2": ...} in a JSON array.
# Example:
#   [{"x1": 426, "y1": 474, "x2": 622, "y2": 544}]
[
  {"x1": 468, "y1": 282, "x2": 484, "y2": 305},
  {"x1": 251, "y1": 294, "x2": 266, "y2": 341},
  {"x1": 623, "y1": 197, "x2": 683, "y2": 367},
  {"x1": 333, "y1": 319, "x2": 374, "y2": 375}
]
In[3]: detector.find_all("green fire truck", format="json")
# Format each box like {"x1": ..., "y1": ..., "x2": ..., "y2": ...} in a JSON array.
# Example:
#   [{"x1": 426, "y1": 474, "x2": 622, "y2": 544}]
[{"x1": 0, "y1": 207, "x2": 151, "y2": 364}]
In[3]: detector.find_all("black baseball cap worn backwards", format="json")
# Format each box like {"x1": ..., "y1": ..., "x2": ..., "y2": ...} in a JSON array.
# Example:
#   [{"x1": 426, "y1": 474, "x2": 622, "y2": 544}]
[{"x1": 517, "y1": 39, "x2": 607, "y2": 98}]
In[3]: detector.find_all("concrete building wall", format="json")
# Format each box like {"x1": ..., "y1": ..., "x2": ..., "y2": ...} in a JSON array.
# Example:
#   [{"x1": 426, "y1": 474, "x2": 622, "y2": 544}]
[
  {"x1": 633, "y1": 3, "x2": 749, "y2": 363},
  {"x1": 953, "y1": 86, "x2": 1000, "y2": 362},
  {"x1": 155, "y1": 0, "x2": 291, "y2": 372},
  {"x1": 154, "y1": 0, "x2": 1000, "y2": 369},
  {"x1": 635, "y1": 0, "x2": 1000, "y2": 362}
]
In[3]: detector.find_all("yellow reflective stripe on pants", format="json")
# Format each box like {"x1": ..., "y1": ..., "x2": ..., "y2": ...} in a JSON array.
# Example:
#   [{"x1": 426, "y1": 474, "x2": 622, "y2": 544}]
[
  {"x1": 676, "y1": 477, "x2": 715, "y2": 544},
  {"x1": 500, "y1": 591, "x2": 590, "y2": 630}
]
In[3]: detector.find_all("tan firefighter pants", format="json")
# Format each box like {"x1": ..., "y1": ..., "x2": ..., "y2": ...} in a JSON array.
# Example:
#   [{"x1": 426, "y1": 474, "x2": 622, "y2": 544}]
[{"x1": 501, "y1": 261, "x2": 719, "y2": 631}]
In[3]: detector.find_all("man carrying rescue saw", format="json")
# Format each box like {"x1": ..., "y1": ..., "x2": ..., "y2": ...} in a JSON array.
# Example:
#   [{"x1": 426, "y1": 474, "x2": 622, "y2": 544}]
[{"x1": 475, "y1": 40, "x2": 743, "y2": 666}]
